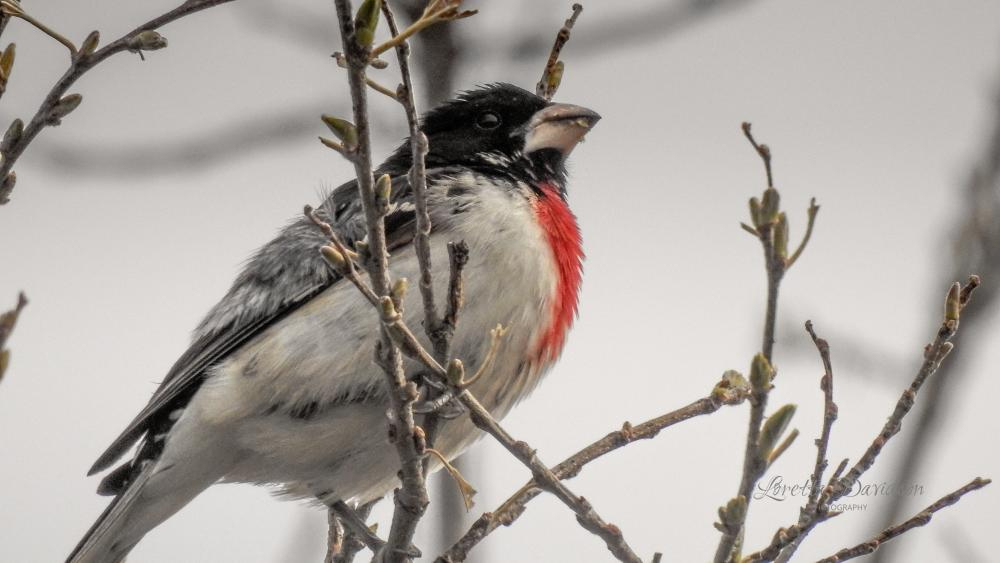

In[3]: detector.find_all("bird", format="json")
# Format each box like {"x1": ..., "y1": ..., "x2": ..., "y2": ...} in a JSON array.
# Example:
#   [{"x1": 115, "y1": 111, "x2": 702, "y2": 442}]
[{"x1": 67, "y1": 82, "x2": 600, "y2": 563}]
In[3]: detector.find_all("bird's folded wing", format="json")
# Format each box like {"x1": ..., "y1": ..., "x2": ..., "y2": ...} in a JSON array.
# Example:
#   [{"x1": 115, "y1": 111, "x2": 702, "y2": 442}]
[{"x1": 88, "y1": 174, "x2": 418, "y2": 476}]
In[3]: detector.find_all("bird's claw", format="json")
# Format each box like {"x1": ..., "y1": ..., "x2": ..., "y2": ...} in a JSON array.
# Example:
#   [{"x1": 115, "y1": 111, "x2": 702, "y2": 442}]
[
  {"x1": 412, "y1": 389, "x2": 466, "y2": 419},
  {"x1": 412, "y1": 374, "x2": 466, "y2": 419}
]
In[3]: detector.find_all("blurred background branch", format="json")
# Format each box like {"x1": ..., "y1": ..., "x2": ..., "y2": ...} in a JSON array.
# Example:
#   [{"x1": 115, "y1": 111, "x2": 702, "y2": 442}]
[
  {"x1": 871, "y1": 49, "x2": 1000, "y2": 563},
  {"x1": 0, "y1": 292, "x2": 26, "y2": 386}
]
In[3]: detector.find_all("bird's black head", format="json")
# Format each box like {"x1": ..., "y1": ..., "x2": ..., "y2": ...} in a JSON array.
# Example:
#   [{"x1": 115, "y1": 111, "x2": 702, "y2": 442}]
[{"x1": 383, "y1": 83, "x2": 599, "y2": 183}]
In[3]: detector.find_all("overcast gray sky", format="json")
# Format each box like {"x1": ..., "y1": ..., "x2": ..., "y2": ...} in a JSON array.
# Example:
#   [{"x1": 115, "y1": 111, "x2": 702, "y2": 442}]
[{"x1": 1, "y1": 0, "x2": 999, "y2": 561}]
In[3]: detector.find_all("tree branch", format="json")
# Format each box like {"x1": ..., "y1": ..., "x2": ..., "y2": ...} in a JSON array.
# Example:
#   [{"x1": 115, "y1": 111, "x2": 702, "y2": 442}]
[
  {"x1": 328, "y1": 500, "x2": 383, "y2": 563},
  {"x1": 380, "y1": 1, "x2": 444, "y2": 359},
  {"x1": 329, "y1": 2, "x2": 428, "y2": 561},
  {"x1": 0, "y1": 0, "x2": 236, "y2": 205},
  {"x1": 741, "y1": 277, "x2": 982, "y2": 563},
  {"x1": 871, "y1": 55, "x2": 1000, "y2": 563},
  {"x1": 439, "y1": 372, "x2": 751, "y2": 562},
  {"x1": 814, "y1": 477, "x2": 990, "y2": 563},
  {"x1": 535, "y1": 3, "x2": 582, "y2": 100},
  {"x1": 715, "y1": 123, "x2": 798, "y2": 563},
  {"x1": 824, "y1": 278, "x2": 977, "y2": 502},
  {"x1": 769, "y1": 321, "x2": 838, "y2": 563}
]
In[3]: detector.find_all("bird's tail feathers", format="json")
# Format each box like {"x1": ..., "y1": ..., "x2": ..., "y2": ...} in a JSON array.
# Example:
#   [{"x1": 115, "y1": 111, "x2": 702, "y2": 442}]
[{"x1": 66, "y1": 459, "x2": 214, "y2": 563}]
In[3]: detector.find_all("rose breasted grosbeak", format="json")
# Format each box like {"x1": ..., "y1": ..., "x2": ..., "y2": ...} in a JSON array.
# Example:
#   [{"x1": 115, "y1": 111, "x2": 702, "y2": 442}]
[{"x1": 68, "y1": 83, "x2": 600, "y2": 563}]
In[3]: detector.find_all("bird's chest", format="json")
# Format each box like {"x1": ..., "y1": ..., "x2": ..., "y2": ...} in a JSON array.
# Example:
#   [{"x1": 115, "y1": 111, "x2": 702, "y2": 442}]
[{"x1": 438, "y1": 177, "x2": 582, "y2": 414}]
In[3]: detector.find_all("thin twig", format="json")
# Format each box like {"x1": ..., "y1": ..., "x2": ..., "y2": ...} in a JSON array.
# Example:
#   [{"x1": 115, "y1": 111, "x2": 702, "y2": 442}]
[
  {"x1": 380, "y1": 2, "x2": 442, "y2": 357},
  {"x1": 332, "y1": 52, "x2": 399, "y2": 100},
  {"x1": 380, "y1": 0, "x2": 454, "y2": 491},
  {"x1": 741, "y1": 122, "x2": 773, "y2": 188},
  {"x1": 379, "y1": 16, "x2": 475, "y2": 547},
  {"x1": 814, "y1": 477, "x2": 990, "y2": 563},
  {"x1": 442, "y1": 241, "x2": 469, "y2": 331},
  {"x1": 330, "y1": 3, "x2": 428, "y2": 562},
  {"x1": 786, "y1": 199, "x2": 819, "y2": 268},
  {"x1": 365, "y1": 75, "x2": 401, "y2": 100},
  {"x1": 329, "y1": 500, "x2": 384, "y2": 562},
  {"x1": 425, "y1": 448, "x2": 477, "y2": 510},
  {"x1": 460, "y1": 388, "x2": 643, "y2": 563},
  {"x1": 771, "y1": 321, "x2": 839, "y2": 563},
  {"x1": 460, "y1": 324, "x2": 506, "y2": 387},
  {"x1": 741, "y1": 277, "x2": 982, "y2": 563},
  {"x1": 1, "y1": 0, "x2": 77, "y2": 55},
  {"x1": 326, "y1": 509, "x2": 344, "y2": 563},
  {"x1": 804, "y1": 321, "x2": 836, "y2": 506},
  {"x1": 370, "y1": 1, "x2": 476, "y2": 60},
  {"x1": 440, "y1": 375, "x2": 750, "y2": 562},
  {"x1": 535, "y1": 3, "x2": 583, "y2": 100},
  {"x1": 715, "y1": 124, "x2": 787, "y2": 563},
  {"x1": 305, "y1": 205, "x2": 378, "y2": 306},
  {"x1": 871, "y1": 65, "x2": 1000, "y2": 563},
  {"x1": 0, "y1": 0, "x2": 236, "y2": 205},
  {"x1": 823, "y1": 278, "x2": 977, "y2": 502}
]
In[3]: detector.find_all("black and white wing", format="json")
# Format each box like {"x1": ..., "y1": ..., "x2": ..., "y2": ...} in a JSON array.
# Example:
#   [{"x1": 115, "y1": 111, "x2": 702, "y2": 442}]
[{"x1": 88, "y1": 174, "x2": 417, "y2": 483}]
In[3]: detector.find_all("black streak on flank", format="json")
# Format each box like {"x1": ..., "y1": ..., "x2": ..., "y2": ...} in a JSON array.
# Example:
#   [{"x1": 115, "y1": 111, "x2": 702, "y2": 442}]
[
  {"x1": 290, "y1": 401, "x2": 321, "y2": 421},
  {"x1": 267, "y1": 386, "x2": 383, "y2": 422}
]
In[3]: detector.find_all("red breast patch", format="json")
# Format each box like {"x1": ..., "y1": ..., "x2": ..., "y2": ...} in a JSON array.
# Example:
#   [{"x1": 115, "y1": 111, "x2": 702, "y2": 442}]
[{"x1": 531, "y1": 182, "x2": 584, "y2": 363}]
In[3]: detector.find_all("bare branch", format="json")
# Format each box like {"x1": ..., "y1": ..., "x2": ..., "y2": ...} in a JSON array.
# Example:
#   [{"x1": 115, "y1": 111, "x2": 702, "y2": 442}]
[
  {"x1": 460, "y1": 388, "x2": 643, "y2": 563},
  {"x1": 442, "y1": 241, "x2": 469, "y2": 332},
  {"x1": 370, "y1": 0, "x2": 475, "y2": 60},
  {"x1": 815, "y1": 477, "x2": 990, "y2": 563},
  {"x1": 332, "y1": 51, "x2": 400, "y2": 100},
  {"x1": 536, "y1": 3, "x2": 583, "y2": 100},
  {"x1": 440, "y1": 373, "x2": 750, "y2": 562},
  {"x1": 329, "y1": 500, "x2": 384, "y2": 563},
  {"x1": 785, "y1": 198, "x2": 819, "y2": 268},
  {"x1": 804, "y1": 321, "x2": 837, "y2": 508},
  {"x1": 306, "y1": 205, "x2": 379, "y2": 306},
  {"x1": 715, "y1": 124, "x2": 795, "y2": 563},
  {"x1": 871, "y1": 57, "x2": 1000, "y2": 562},
  {"x1": 741, "y1": 122, "x2": 773, "y2": 188},
  {"x1": 741, "y1": 277, "x2": 982, "y2": 563},
  {"x1": 770, "y1": 321, "x2": 839, "y2": 563},
  {"x1": 1, "y1": 0, "x2": 77, "y2": 55},
  {"x1": 0, "y1": 0, "x2": 235, "y2": 205},
  {"x1": 380, "y1": 1, "x2": 442, "y2": 356},
  {"x1": 329, "y1": 3, "x2": 428, "y2": 560},
  {"x1": 824, "y1": 278, "x2": 977, "y2": 502},
  {"x1": 377, "y1": 12, "x2": 473, "y2": 545}
]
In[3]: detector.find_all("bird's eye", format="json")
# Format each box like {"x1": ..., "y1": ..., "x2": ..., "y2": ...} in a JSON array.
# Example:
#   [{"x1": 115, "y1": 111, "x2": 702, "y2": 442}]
[{"x1": 475, "y1": 111, "x2": 501, "y2": 130}]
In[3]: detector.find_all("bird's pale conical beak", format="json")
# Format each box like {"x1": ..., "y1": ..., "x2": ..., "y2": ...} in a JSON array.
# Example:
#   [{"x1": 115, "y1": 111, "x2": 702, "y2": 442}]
[{"x1": 523, "y1": 103, "x2": 601, "y2": 156}]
